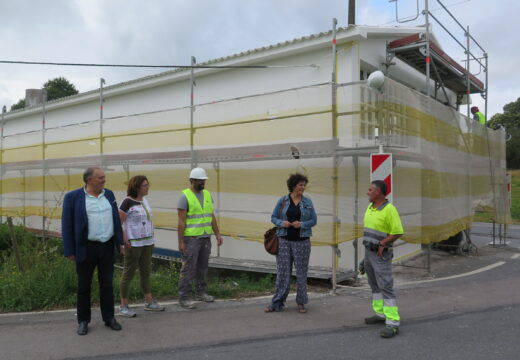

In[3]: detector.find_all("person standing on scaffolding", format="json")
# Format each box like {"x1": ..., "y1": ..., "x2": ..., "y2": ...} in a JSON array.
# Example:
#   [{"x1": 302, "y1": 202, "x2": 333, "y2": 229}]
[
  {"x1": 471, "y1": 106, "x2": 486, "y2": 125},
  {"x1": 177, "y1": 167, "x2": 223, "y2": 309},
  {"x1": 362, "y1": 180, "x2": 403, "y2": 338}
]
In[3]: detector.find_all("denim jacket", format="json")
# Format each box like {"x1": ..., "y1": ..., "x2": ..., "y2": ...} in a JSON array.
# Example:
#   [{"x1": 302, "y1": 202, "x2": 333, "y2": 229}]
[{"x1": 271, "y1": 194, "x2": 317, "y2": 238}]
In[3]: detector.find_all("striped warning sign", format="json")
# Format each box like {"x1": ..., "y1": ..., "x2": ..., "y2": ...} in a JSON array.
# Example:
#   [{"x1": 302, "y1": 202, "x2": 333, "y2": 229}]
[{"x1": 370, "y1": 153, "x2": 393, "y2": 203}]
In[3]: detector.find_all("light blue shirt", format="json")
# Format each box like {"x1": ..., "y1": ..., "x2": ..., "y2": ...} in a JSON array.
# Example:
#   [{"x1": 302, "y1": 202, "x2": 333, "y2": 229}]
[{"x1": 84, "y1": 188, "x2": 114, "y2": 242}]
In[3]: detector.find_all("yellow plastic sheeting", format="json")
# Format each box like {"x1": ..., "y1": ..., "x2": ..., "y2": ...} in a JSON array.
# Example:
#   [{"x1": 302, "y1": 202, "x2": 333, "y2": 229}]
[
  {"x1": 0, "y1": 204, "x2": 478, "y2": 247},
  {"x1": 0, "y1": 167, "x2": 501, "y2": 201},
  {"x1": 402, "y1": 216, "x2": 474, "y2": 245},
  {"x1": 0, "y1": 80, "x2": 511, "y2": 245},
  {"x1": 45, "y1": 139, "x2": 102, "y2": 159},
  {"x1": 2, "y1": 145, "x2": 43, "y2": 163}
]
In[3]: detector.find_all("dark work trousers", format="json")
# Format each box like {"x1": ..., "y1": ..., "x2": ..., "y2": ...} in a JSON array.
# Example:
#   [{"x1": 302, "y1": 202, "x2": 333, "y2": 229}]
[
  {"x1": 76, "y1": 239, "x2": 115, "y2": 323},
  {"x1": 179, "y1": 237, "x2": 211, "y2": 300},
  {"x1": 270, "y1": 238, "x2": 311, "y2": 310}
]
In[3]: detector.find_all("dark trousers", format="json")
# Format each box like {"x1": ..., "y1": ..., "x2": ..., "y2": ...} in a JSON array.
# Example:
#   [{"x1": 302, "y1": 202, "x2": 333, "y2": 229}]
[
  {"x1": 178, "y1": 237, "x2": 211, "y2": 300},
  {"x1": 76, "y1": 239, "x2": 115, "y2": 323}
]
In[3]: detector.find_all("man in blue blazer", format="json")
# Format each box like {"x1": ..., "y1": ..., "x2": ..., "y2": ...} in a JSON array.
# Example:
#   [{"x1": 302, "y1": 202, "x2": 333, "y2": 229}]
[{"x1": 62, "y1": 167, "x2": 124, "y2": 335}]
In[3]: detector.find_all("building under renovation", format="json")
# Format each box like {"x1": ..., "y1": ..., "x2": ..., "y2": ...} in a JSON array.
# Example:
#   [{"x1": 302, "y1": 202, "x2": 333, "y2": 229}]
[{"x1": 0, "y1": 15, "x2": 510, "y2": 285}]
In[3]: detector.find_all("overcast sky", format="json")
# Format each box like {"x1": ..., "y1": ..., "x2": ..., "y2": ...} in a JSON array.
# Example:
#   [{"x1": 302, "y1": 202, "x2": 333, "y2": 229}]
[{"x1": 0, "y1": 0, "x2": 516, "y2": 118}]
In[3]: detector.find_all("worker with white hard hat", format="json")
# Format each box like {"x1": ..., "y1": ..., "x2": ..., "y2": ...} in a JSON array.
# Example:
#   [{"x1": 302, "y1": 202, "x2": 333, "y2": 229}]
[{"x1": 176, "y1": 167, "x2": 223, "y2": 309}]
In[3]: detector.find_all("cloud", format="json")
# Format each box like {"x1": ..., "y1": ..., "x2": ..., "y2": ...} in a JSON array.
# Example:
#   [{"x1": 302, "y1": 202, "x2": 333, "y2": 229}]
[{"x1": 0, "y1": 0, "x2": 517, "y2": 118}]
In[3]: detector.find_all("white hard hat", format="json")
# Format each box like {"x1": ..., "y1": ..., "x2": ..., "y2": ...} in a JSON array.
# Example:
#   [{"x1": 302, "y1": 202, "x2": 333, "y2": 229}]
[{"x1": 189, "y1": 167, "x2": 208, "y2": 180}]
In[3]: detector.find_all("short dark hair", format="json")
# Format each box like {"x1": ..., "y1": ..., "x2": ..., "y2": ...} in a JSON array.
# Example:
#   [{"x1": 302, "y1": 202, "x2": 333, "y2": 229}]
[
  {"x1": 83, "y1": 167, "x2": 101, "y2": 184},
  {"x1": 371, "y1": 180, "x2": 387, "y2": 196},
  {"x1": 127, "y1": 175, "x2": 149, "y2": 198},
  {"x1": 287, "y1": 173, "x2": 308, "y2": 192}
]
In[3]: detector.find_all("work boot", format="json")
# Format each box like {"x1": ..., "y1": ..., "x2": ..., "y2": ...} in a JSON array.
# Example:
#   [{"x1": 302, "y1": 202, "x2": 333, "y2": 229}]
[
  {"x1": 380, "y1": 326, "x2": 399, "y2": 338},
  {"x1": 179, "y1": 299, "x2": 197, "y2": 309},
  {"x1": 364, "y1": 315, "x2": 386, "y2": 324},
  {"x1": 195, "y1": 293, "x2": 215, "y2": 302}
]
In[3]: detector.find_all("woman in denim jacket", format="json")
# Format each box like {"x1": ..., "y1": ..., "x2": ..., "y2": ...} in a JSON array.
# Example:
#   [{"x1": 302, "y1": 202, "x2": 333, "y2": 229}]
[{"x1": 265, "y1": 173, "x2": 317, "y2": 313}]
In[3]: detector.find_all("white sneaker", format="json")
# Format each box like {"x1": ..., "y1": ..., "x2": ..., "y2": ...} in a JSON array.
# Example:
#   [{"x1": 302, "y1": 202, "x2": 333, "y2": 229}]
[
  {"x1": 179, "y1": 299, "x2": 197, "y2": 309},
  {"x1": 144, "y1": 299, "x2": 165, "y2": 312},
  {"x1": 195, "y1": 293, "x2": 215, "y2": 302},
  {"x1": 118, "y1": 305, "x2": 136, "y2": 318}
]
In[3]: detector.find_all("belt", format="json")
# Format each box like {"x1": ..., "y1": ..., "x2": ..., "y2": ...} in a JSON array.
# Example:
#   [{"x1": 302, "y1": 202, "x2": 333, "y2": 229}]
[
  {"x1": 364, "y1": 242, "x2": 392, "y2": 252},
  {"x1": 87, "y1": 239, "x2": 112, "y2": 245}
]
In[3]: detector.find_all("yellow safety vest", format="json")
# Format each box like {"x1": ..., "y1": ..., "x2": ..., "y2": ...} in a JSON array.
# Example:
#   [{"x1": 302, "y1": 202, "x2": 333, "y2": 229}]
[
  {"x1": 475, "y1": 112, "x2": 486, "y2": 125},
  {"x1": 183, "y1": 189, "x2": 214, "y2": 237}
]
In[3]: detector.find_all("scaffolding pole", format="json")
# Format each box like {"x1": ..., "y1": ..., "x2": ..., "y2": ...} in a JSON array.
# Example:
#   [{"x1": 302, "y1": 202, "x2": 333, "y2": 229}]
[
  {"x1": 424, "y1": 0, "x2": 431, "y2": 96},
  {"x1": 100, "y1": 78, "x2": 105, "y2": 165},
  {"x1": 331, "y1": 17, "x2": 339, "y2": 290},
  {"x1": 42, "y1": 90, "x2": 47, "y2": 238},
  {"x1": 190, "y1": 56, "x2": 196, "y2": 169},
  {"x1": 0, "y1": 106, "x2": 5, "y2": 224}
]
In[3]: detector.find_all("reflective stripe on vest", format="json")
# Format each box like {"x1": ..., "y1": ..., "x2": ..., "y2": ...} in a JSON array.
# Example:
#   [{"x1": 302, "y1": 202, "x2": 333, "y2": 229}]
[
  {"x1": 476, "y1": 112, "x2": 486, "y2": 124},
  {"x1": 183, "y1": 189, "x2": 214, "y2": 237}
]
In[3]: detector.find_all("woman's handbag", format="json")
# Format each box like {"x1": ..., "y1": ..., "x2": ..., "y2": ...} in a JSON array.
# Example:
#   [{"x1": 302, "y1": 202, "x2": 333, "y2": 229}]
[
  {"x1": 264, "y1": 198, "x2": 286, "y2": 255},
  {"x1": 264, "y1": 227, "x2": 279, "y2": 255}
]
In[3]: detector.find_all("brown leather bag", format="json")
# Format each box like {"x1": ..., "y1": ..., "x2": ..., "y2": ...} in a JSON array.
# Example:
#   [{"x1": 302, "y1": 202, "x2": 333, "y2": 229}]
[
  {"x1": 264, "y1": 227, "x2": 278, "y2": 255},
  {"x1": 264, "y1": 198, "x2": 286, "y2": 255}
]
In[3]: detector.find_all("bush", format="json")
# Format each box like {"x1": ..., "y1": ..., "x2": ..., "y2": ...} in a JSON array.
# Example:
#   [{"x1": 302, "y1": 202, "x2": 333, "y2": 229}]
[{"x1": 0, "y1": 227, "x2": 76, "y2": 312}]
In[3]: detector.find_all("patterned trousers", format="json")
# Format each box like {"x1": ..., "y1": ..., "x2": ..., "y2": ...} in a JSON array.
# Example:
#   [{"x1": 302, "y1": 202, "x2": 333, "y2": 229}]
[{"x1": 270, "y1": 238, "x2": 311, "y2": 310}]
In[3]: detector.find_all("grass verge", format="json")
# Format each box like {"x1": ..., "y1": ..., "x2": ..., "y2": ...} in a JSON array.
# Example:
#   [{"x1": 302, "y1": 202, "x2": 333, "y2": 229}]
[{"x1": 0, "y1": 225, "x2": 277, "y2": 313}]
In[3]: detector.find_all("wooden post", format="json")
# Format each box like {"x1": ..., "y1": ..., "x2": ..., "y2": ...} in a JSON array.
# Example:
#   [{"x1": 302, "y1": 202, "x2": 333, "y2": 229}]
[{"x1": 7, "y1": 217, "x2": 23, "y2": 272}]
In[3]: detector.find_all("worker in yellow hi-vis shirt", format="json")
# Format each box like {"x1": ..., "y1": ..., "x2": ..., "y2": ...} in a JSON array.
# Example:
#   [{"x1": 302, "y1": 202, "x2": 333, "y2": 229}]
[
  {"x1": 471, "y1": 106, "x2": 486, "y2": 125},
  {"x1": 362, "y1": 180, "x2": 404, "y2": 338}
]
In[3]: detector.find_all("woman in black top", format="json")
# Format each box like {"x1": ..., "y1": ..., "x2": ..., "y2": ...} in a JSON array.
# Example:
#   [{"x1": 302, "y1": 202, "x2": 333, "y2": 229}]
[{"x1": 265, "y1": 173, "x2": 317, "y2": 313}]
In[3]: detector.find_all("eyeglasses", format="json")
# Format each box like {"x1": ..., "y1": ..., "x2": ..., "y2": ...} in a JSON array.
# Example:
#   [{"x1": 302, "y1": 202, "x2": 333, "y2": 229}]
[{"x1": 141, "y1": 183, "x2": 150, "y2": 188}]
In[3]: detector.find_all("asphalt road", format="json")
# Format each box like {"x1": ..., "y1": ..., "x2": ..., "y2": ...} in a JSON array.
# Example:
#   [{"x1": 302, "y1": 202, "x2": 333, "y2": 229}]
[
  {"x1": 79, "y1": 305, "x2": 520, "y2": 360},
  {"x1": 1, "y1": 223, "x2": 519, "y2": 360},
  {"x1": 471, "y1": 222, "x2": 520, "y2": 248}
]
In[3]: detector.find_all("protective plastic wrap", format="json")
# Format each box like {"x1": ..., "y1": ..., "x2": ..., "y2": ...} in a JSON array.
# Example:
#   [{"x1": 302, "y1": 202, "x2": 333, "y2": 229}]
[{"x1": 0, "y1": 79, "x2": 510, "y2": 246}]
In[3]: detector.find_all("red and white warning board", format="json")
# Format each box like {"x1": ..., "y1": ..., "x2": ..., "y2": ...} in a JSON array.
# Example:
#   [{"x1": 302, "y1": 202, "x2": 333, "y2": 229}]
[{"x1": 370, "y1": 153, "x2": 393, "y2": 203}]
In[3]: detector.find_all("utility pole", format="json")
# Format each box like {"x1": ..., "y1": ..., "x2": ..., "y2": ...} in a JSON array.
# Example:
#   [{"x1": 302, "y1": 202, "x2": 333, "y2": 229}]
[{"x1": 348, "y1": 0, "x2": 356, "y2": 25}]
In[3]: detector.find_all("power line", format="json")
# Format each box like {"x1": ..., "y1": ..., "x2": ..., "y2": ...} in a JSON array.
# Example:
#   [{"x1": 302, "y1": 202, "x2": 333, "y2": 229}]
[{"x1": 0, "y1": 60, "x2": 315, "y2": 69}]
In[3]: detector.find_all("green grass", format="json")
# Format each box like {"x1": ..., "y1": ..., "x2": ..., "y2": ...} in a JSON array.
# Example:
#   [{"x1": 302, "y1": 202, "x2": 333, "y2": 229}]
[{"x1": 0, "y1": 226, "x2": 276, "y2": 313}]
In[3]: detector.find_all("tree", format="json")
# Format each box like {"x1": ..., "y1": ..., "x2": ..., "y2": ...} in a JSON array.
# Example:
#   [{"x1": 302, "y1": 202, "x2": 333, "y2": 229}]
[
  {"x1": 489, "y1": 97, "x2": 520, "y2": 169},
  {"x1": 9, "y1": 77, "x2": 79, "y2": 112},
  {"x1": 10, "y1": 99, "x2": 25, "y2": 111},
  {"x1": 43, "y1": 77, "x2": 79, "y2": 101}
]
